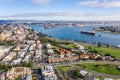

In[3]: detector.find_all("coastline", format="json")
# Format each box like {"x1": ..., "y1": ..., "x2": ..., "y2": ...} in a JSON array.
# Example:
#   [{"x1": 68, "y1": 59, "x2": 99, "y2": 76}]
[
  {"x1": 31, "y1": 25, "x2": 120, "y2": 46},
  {"x1": 93, "y1": 28, "x2": 120, "y2": 34}
]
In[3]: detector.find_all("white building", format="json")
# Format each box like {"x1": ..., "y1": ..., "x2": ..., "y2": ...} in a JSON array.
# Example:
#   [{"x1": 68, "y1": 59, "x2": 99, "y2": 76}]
[
  {"x1": 47, "y1": 49, "x2": 54, "y2": 54},
  {"x1": 18, "y1": 52, "x2": 26, "y2": 58},
  {"x1": 13, "y1": 58, "x2": 22, "y2": 64},
  {"x1": 104, "y1": 78, "x2": 113, "y2": 80},
  {"x1": 41, "y1": 66, "x2": 57, "y2": 80},
  {"x1": 46, "y1": 43, "x2": 51, "y2": 49},
  {"x1": 2, "y1": 52, "x2": 16, "y2": 62},
  {"x1": 0, "y1": 46, "x2": 11, "y2": 59},
  {"x1": 80, "y1": 70, "x2": 88, "y2": 76}
]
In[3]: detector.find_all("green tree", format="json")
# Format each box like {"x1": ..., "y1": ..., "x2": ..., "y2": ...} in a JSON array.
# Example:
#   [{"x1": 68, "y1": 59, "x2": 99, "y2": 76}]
[
  {"x1": 106, "y1": 43, "x2": 110, "y2": 48},
  {"x1": 22, "y1": 61, "x2": 28, "y2": 67},
  {"x1": 70, "y1": 69, "x2": 84, "y2": 79},
  {"x1": 97, "y1": 42, "x2": 102, "y2": 47},
  {"x1": 27, "y1": 61, "x2": 33, "y2": 68}
]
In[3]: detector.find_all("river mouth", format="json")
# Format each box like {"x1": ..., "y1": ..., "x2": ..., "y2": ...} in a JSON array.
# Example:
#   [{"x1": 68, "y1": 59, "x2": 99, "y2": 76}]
[{"x1": 31, "y1": 25, "x2": 120, "y2": 46}]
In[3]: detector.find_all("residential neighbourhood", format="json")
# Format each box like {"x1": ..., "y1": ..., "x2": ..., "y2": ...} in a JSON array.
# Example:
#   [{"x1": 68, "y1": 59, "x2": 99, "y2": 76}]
[
  {"x1": 0, "y1": 23, "x2": 120, "y2": 80},
  {"x1": 1, "y1": 0, "x2": 120, "y2": 79}
]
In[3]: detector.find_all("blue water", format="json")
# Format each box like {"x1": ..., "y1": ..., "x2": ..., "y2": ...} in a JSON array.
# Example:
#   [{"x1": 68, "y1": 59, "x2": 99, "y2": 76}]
[{"x1": 31, "y1": 25, "x2": 120, "y2": 46}]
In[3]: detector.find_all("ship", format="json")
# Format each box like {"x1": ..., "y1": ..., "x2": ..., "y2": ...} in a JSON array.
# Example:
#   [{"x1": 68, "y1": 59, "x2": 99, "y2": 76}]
[{"x1": 80, "y1": 31, "x2": 96, "y2": 35}]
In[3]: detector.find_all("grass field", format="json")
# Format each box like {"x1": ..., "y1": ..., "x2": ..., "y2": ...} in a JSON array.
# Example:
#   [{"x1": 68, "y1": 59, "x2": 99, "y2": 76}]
[
  {"x1": 77, "y1": 63, "x2": 120, "y2": 75},
  {"x1": 66, "y1": 43, "x2": 79, "y2": 49},
  {"x1": 57, "y1": 66, "x2": 71, "y2": 80},
  {"x1": 86, "y1": 46, "x2": 120, "y2": 59}
]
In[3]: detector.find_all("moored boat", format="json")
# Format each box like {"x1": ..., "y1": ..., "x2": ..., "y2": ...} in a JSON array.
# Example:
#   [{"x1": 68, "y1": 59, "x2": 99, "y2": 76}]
[{"x1": 80, "y1": 31, "x2": 96, "y2": 35}]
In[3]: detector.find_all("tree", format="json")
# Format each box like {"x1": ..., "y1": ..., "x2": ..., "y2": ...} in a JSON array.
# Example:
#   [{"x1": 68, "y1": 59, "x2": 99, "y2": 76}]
[
  {"x1": 22, "y1": 61, "x2": 33, "y2": 68},
  {"x1": 105, "y1": 53, "x2": 111, "y2": 56},
  {"x1": 106, "y1": 43, "x2": 110, "y2": 48},
  {"x1": 4, "y1": 65, "x2": 8, "y2": 71},
  {"x1": 0, "y1": 64, "x2": 10, "y2": 71},
  {"x1": 97, "y1": 42, "x2": 102, "y2": 47},
  {"x1": 27, "y1": 61, "x2": 33, "y2": 68},
  {"x1": 70, "y1": 69, "x2": 84, "y2": 79},
  {"x1": 78, "y1": 51, "x2": 83, "y2": 59},
  {"x1": 22, "y1": 61, "x2": 28, "y2": 67}
]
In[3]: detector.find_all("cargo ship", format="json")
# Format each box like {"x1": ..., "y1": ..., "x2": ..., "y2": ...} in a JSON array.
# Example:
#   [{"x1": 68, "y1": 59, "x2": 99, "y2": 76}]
[{"x1": 80, "y1": 31, "x2": 96, "y2": 35}]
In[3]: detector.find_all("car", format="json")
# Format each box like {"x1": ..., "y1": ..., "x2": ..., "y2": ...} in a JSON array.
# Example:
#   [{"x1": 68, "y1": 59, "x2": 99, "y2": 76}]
[{"x1": 38, "y1": 75, "x2": 41, "y2": 78}]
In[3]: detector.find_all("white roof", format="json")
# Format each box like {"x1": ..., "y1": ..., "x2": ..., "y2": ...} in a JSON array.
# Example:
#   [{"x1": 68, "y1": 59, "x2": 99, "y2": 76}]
[
  {"x1": 94, "y1": 78, "x2": 99, "y2": 80},
  {"x1": 47, "y1": 49, "x2": 54, "y2": 53},
  {"x1": 26, "y1": 75, "x2": 32, "y2": 80},
  {"x1": 79, "y1": 45, "x2": 85, "y2": 50},
  {"x1": 80, "y1": 70, "x2": 88, "y2": 76},
  {"x1": 104, "y1": 78, "x2": 113, "y2": 80},
  {"x1": 117, "y1": 45, "x2": 120, "y2": 47}
]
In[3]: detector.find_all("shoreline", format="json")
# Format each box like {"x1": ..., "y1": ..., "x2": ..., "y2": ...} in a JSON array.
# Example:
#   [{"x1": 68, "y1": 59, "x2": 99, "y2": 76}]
[
  {"x1": 36, "y1": 31, "x2": 117, "y2": 48},
  {"x1": 93, "y1": 28, "x2": 120, "y2": 34},
  {"x1": 32, "y1": 25, "x2": 120, "y2": 46}
]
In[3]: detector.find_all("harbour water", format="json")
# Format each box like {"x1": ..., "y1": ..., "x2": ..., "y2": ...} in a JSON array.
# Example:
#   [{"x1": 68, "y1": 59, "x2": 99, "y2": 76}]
[{"x1": 31, "y1": 25, "x2": 120, "y2": 46}]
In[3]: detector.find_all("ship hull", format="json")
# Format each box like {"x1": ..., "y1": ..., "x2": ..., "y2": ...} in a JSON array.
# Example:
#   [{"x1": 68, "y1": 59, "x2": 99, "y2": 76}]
[{"x1": 81, "y1": 31, "x2": 96, "y2": 35}]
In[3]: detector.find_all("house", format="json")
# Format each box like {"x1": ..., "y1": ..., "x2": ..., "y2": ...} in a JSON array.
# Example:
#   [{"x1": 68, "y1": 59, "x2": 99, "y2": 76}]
[
  {"x1": 13, "y1": 46, "x2": 21, "y2": 51},
  {"x1": 47, "y1": 49, "x2": 54, "y2": 54},
  {"x1": 25, "y1": 40, "x2": 35, "y2": 45},
  {"x1": 36, "y1": 40, "x2": 41, "y2": 45},
  {"x1": 18, "y1": 52, "x2": 26, "y2": 58},
  {"x1": 79, "y1": 45, "x2": 86, "y2": 53},
  {"x1": 66, "y1": 50, "x2": 71, "y2": 57},
  {"x1": 94, "y1": 78, "x2": 99, "y2": 80},
  {"x1": 117, "y1": 66, "x2": 120, "y2": 71},
  {"x1": 80, "y1": 54, "x2": 89, "y2": 59},
  {"x1": 33, "y1": 55, "x2": 41, "y2": 62},
  {"x1": 20, "y1": 45, "x2": 29, "y2": 52},
  {"x1": 0, "y1": 46, "x2": 11, "y2": 59},
  {"x1": 48, "y1": 48, "x2": 79, "y2": 63},
  {"x1": 13, "y1": 58, "x2": 22, "y2": 64},
  {"x1": 79, "y1": 45, "x2": 85, "y2": 50},
  {"x1": 2, "y1": 52, "x2": 17, "y2": 63},
  {"x1": 60, "y1": 49, "x2": 65, "y2": 58},
  {"x1": 48, "y1": 56, "x2": 79, "y2": 63},
  {"x1": 46, "y1": 43, "x2": 51, "y2": 48},
  {"x1": 0, "y1": 72, "x2": 6, "y2": 80},
  {"x1": 80, "y1": 70, "x2": 88, "y2": 76},
  {"x1": 117, "y1": 45, "x2": 120, "y2": 48},
  {"x1": 59, "y1": 49, "x2": 71, "y2": 58},
  {"x1": 23, "y1": 55, "x2": 31, "y2": 62},
  {"x1": 25, "y1": 74, "x2": 32, "y2": 80},
  {"x1": 103, "y1": 56, "x2": 113, "y2": 61},
  {"x1": 104, "y1": 78, "x2": 113, "y2": 80},
  {"x1": 0, "y1": 32, "x2": 10, "y2": 41},
  {"x1": 6, "y1": 67, "x2": 32, "y2": 80},
  {"x1": 90, "y1": 54, "x2": 100, "y2": 60},
  {"x1": 41, "y1": 66, "x2": 57, "y2": 80},
  {"x1": 35, "y1": 50, "x2": 42, "y2": 55},
  {"x1": 29, "y1": 44, "x2": 36, "y2": 51},
  {"x1": 37, "y1": 44, "x2": 42, "y2": 49}
]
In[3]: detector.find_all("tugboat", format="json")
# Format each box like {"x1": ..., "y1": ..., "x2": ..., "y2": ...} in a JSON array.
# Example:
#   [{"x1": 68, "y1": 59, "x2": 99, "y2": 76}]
[{"x1": 80, "y1": 31, "x2": 96, "y2": 36}]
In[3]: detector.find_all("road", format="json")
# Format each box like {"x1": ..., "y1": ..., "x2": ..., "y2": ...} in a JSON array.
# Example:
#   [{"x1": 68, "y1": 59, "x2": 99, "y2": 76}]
[
  {"x1": 37, "y1": 43, "x2": 120, "y2": 80},
  {"x1": 36, "y1": 60, "x2": 120, "y2": 80}
]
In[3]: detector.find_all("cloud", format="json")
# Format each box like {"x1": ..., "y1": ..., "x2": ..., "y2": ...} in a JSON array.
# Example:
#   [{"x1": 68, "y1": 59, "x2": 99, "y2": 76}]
[
  {"x1": 9, "y1": 11, "x2": 85, "y2": 17},
  {"x1": 31, "y1": 0, "x2": 51, "y2": 4},
  {"x1": 1, "y1": 12, "x2": 120, "y2": 21},
  {"x1": 78, "y1": 0, "x2": 120, "y2": 8},
  {"x1": 0, "y1": 0, "x2": 14, "y2": 2}
]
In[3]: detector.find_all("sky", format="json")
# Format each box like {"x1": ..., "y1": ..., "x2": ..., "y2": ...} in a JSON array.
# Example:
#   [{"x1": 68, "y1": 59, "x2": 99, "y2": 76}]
[{"x1": 0, "y1": 0, "x2": 120, "y2": 21}]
